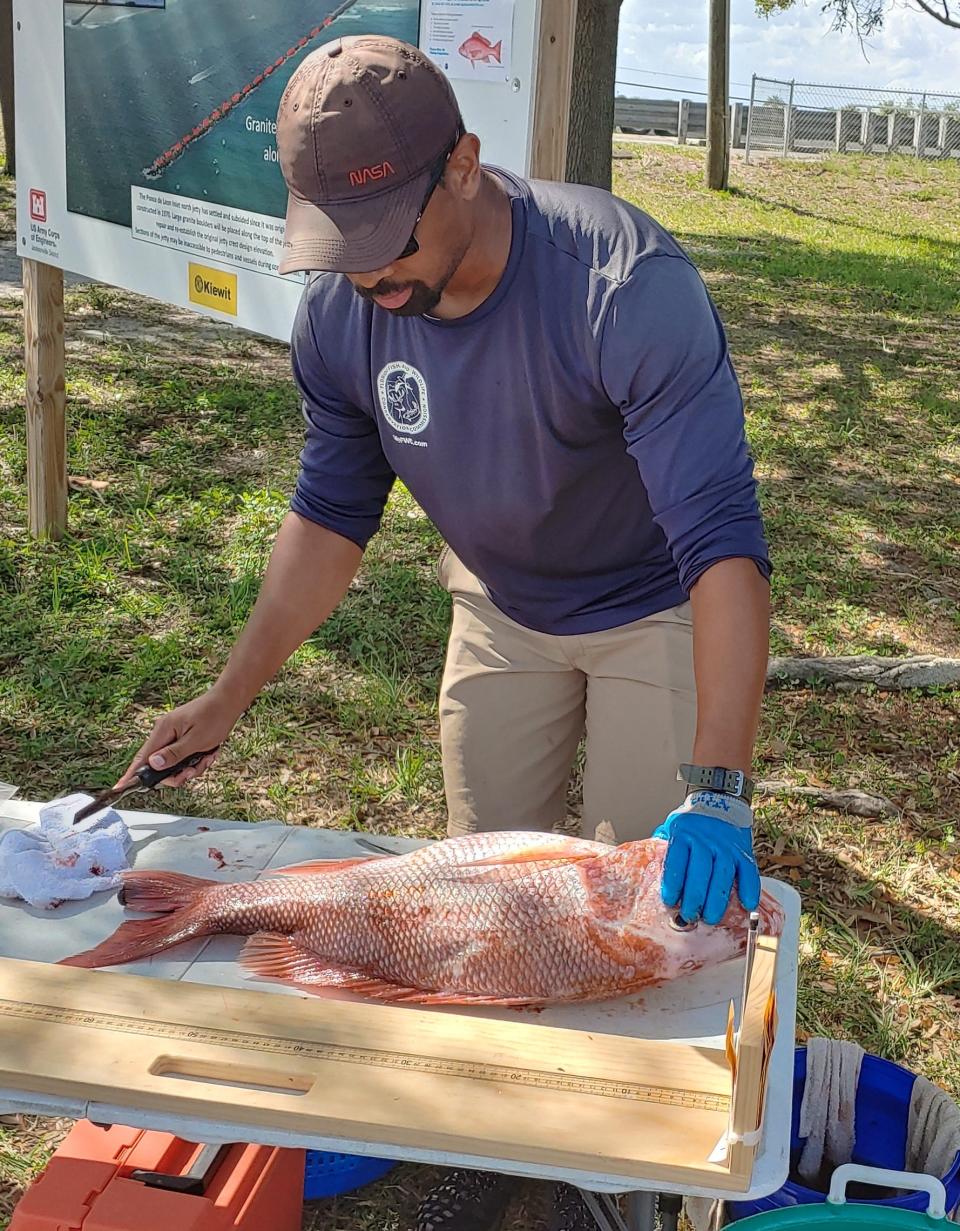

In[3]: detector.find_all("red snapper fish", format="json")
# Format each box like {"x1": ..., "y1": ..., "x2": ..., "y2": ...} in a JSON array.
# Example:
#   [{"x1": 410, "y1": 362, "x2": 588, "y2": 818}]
[
  {"x1": 458, "y1": 31, "x2": 503, "y2": 66},
  {"x1": 61, "y1": 832, "x2": 783, "y2": 1006}
]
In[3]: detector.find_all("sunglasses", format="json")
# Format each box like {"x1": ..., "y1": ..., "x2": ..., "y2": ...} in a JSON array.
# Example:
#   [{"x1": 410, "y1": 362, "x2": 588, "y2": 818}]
[{"x1": 394, "y1": 124, "x2": 466, "y2": 262}]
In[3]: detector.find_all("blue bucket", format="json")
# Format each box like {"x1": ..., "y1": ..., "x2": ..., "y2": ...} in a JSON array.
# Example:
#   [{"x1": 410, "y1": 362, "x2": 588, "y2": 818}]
[
  {"x1": 303, "y1": 1150, "x2": 398, "y2": 1200},
  {"x1": 727, "y1": 1048, "x2": 960, "y2": 1222}
]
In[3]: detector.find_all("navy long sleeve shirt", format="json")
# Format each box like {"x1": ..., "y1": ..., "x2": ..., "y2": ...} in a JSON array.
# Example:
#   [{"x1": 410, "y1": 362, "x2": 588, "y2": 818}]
[{"x1": 289, "y1": 169, "x2": 771, "y2": 635}]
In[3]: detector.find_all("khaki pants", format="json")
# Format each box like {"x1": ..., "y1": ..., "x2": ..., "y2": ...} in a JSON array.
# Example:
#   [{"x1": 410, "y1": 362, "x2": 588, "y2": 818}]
[{"x1": 438, "y1": 549, "x2": 698, "y2": 844}]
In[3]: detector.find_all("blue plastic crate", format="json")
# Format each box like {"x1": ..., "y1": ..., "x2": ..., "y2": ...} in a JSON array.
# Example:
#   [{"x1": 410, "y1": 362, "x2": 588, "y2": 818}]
[{"x1": 303, "y1": 1150, "x2": 398, "y2": 1200}]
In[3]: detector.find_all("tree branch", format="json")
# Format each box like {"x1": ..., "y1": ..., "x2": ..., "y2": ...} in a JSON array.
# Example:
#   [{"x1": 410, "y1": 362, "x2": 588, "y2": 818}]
[
  {"x1": 913, "y1": 0, "x2": 960, "y2": 25},
  {"x1": 756, "y1": 781, "x2": 898, "y2": 818}
]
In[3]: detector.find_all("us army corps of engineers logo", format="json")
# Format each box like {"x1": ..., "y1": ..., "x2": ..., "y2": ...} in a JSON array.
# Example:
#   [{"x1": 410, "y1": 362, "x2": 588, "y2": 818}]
[{"x1": 377, "y1": 362, "x2": 430, "y2": 436}]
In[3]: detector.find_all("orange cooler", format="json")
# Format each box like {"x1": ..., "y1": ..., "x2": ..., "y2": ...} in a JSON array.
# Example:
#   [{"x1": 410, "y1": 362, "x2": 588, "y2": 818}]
[{"x1": 10, "y1": 1120, "x2": 304, "y2": 1231}]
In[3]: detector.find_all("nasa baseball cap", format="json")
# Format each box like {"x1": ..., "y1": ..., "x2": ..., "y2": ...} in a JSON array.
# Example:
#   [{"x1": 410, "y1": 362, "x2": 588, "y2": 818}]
[{"x1": 275, "y1": 35, "x2": 464, "y2": 275}]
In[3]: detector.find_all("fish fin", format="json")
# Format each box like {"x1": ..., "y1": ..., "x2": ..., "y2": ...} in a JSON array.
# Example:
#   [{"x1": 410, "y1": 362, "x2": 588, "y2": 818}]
[
  {"x1": 270, "y1": 855, "x2": 384, "y2": 877},
  {"x1": 240, "y1": 936, "x2": 542, "y2": 1007},
  {"x1": 300, "y1": 976, "x2": 544, "y2": 1007},
  {"x1": 60, "y1": 873, "x2": 216, "y2": 968},
  {"x1": 366, "y1": 987, "x2": 545, "y2": 1007},
  {"x1": 117, "y1": 869, "x2": 216, "y2": 914},
  {"x1": 239, "y1": 933, "x2": 373, "y2": 987},
  {"x1": 59, "y1": 912, "x2": 210, "y2": 969},
  {"x1": 458, "y1": 839, "x2": 602, "y2": 869},
  {"x1": 492, "y1": 39, "x2": 502, "y2": 58}
]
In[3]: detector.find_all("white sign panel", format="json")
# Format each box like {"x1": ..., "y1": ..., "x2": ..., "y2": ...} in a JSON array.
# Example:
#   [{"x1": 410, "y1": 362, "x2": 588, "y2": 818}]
[
  {"x1": 14, "y1": 0, "x2": 542, "y2": 342},
  {"x1": 425, "y1": 0, "x2": 515, "y2": 82}
]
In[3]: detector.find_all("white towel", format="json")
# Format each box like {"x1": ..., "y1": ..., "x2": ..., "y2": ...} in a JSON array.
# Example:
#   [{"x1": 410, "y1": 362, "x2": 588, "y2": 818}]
[
  {"x1": 0, "y1": 793, "x2": 131, "y2": 909},
  {"x1": 684, "y1": 1196, "x2": 725, "y2": 1231},
  {"x1": 798, "y1": 1037, "x2": 865, "y2": 1185},
  {"x1": 908, "y1": 1076, "x2": 960, "y2": 1219}
]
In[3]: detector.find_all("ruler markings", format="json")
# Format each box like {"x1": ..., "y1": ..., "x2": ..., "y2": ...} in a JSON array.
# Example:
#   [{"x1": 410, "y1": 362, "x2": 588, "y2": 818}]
[{"x1": 0, "y1": 998, "x2": 729, "y2": 1112}]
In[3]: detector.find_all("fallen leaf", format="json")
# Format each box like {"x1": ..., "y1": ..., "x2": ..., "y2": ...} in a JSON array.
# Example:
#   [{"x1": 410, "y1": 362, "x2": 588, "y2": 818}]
[{"x1": 769, "y1": 854, "x2": 805, "y2": 868}]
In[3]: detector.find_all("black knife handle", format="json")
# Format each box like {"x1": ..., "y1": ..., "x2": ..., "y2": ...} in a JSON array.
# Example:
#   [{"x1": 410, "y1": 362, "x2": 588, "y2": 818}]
[{"x1": 135, "y1": 747, "x2": 219, "y2": 789}]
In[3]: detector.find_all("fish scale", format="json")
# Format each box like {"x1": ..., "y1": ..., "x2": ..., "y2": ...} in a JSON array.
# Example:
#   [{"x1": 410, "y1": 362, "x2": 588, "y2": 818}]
[{"x1": 61, "y1": 832, "x2": 784, "y2": 1006}]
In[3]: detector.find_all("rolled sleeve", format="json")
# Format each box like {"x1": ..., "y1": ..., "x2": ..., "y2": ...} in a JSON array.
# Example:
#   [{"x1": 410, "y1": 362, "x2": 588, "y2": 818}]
[
  {"x1": 599, "y1": 256, "x2": 771, "y2": 593},
  {"x1": 289, "y1": 292, "x2": 395, "y2": 549}
]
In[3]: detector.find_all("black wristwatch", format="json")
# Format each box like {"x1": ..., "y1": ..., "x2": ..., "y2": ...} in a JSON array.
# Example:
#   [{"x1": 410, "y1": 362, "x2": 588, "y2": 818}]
[{"x1": 677, "y1": 763, "x2": 754, "y2": 805}]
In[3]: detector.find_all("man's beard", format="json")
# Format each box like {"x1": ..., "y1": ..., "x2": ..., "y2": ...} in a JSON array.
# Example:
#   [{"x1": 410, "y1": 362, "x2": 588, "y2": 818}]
[
  {"x1": 354, "y1": 239, "x2": 469, "y2": 317},
  {"x1": 355, "y1": 278, "x2": 443, "y2": 317}
]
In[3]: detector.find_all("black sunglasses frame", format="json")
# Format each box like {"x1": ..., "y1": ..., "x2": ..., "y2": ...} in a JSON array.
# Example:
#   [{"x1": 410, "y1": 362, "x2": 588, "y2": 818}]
[{"x1": 394, "y1": 123, "x2": 466, "y2": 262}]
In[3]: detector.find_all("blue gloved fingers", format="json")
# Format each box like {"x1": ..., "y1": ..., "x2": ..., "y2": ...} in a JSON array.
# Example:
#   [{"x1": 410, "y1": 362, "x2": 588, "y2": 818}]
[
  {"x1": 701, "y1": 850, "x2": 737, "y2": 926},
  {"x1": 679, "y1": 844, "x2": 714, "y2": 924},
  {"x1": 735, "y1": 850, "x2": 762, "y2": 913},
  {"x1": 659, "y1": 834, "x2": 691, "y2": 909}
]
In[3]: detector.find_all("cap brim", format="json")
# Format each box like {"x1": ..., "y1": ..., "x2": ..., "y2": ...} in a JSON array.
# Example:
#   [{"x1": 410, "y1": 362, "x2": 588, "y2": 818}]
[{"x1": 277, "y1": 165, "x2": 431, "y2": 275}]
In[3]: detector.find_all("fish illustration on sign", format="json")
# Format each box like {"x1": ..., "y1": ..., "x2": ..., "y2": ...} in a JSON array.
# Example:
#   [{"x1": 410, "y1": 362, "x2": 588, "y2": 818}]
[
  {"x1": 60, "y1": 831, "x2": 783, "y2": 1007},
  {"x1": 457, "y1": 31, "x2": 503, "y2": 67}
]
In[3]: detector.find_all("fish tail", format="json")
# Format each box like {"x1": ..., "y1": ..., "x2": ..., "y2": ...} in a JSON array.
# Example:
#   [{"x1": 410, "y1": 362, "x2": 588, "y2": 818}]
[
  {"x1": 59, "y1": 871, "x2": 218, "y2": 969},
  {"x1": 118, "y1": 869, "x2": 216, "y2": 914},
  {"x1": 492, "y1": 39, "x2": 502, "y2": 58}
]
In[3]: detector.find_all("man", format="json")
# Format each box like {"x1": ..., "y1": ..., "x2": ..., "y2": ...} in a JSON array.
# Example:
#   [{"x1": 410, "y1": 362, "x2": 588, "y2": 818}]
[{"x1": 117, "y1": 34, "x2": 771, "y2": 1231}]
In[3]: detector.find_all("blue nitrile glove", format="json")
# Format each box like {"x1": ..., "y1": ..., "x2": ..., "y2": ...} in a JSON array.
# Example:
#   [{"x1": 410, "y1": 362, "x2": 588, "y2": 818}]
[{"x1": 653, "y1": 790, "x2": 761, "y2": 926}]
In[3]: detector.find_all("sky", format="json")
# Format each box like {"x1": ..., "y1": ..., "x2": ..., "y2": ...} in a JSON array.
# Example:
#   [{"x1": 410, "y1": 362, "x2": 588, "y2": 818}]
[{"x1": 616, "y1": 0, "x2": 960, "y2": 105}]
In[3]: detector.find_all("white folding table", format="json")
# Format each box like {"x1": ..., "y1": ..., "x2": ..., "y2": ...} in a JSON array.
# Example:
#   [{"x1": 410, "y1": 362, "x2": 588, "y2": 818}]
[{"x1": 0, "y1": 802, "x2": 800, "y2": 1231}]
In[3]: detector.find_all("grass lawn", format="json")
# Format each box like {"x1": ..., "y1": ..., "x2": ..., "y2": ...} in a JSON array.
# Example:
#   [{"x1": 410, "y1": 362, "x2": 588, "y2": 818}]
[{"x1": 1, "y1": 146, "x2": 959, "y2": 1227}]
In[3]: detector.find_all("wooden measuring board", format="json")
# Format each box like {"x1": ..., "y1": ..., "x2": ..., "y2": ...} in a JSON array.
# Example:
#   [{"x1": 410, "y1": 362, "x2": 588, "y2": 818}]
[{"x1": 0, "y1": 950, "x2": 778, "y2": 1190}]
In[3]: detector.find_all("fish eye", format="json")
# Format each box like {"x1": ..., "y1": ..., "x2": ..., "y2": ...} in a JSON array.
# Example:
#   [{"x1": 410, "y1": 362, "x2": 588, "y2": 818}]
[{"x1": 669, "y1": 912, "x2": 698, "y2": 932}]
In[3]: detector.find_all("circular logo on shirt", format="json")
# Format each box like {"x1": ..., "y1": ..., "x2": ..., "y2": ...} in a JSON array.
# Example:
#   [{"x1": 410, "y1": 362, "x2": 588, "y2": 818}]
[{"x1": 377, "y1": 362, "x2": 430, "y2": 435}]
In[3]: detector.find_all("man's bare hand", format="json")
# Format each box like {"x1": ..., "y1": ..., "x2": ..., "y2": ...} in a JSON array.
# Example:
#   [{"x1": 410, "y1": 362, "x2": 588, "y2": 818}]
[{"x1": 114, "y1": 688, "x2": 243, "y2": 789}]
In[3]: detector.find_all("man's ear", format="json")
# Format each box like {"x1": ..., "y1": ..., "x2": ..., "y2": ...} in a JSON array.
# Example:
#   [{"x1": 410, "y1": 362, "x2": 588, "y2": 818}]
[{"x1": 445, "y1": 133, "x2": 482, "y2": 202}]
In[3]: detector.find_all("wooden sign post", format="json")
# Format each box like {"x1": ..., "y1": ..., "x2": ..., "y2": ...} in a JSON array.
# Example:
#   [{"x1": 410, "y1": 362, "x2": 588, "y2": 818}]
[
  {"x1": 23, "y1": 258, "x2": 67, "y2": 540},
  {"x1": 530, "y1": 0, "x2": 577, "y2": 181}
]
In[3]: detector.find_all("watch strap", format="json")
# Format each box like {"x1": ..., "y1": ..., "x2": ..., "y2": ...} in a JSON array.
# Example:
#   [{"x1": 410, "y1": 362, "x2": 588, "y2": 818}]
[{"x1": 677, "y1": 763, "x2": 754, "y2": 804}]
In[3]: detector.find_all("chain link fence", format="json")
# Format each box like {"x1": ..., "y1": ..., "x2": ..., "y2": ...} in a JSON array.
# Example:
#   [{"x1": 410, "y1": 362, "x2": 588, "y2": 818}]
[{"x1": 745, "y1": 76, "x2": 960, "y2": 162}]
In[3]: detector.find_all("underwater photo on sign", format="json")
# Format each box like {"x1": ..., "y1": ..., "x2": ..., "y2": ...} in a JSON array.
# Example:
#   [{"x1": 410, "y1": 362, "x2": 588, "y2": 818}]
[
  {"x1": 84, "y1": 1, "x2": 166, "y2": 8},
  {"x1": 62, "y1": 0, "x2": 421, "y2": 230}
]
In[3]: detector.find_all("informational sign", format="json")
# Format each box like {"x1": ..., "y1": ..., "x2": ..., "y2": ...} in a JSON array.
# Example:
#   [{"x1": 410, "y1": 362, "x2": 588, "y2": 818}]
[
  {"x1": 14, "y1": 0, "x2": 543, "y2": 341},
  {"x1": 425, "y1": 0, "x2": 514, "y2": 82}
]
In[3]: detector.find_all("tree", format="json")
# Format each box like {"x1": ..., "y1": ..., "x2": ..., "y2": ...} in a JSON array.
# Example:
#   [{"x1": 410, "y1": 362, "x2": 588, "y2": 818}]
[
  {"x1": 564, "y1": 0, "x2": 623, "y2": 189},
  {"x1": 0, "y1": 0, "x2": 13, "y2": 176},
  {"x1": 755, "y1": 0, "x2": 960, "y2": 34}
]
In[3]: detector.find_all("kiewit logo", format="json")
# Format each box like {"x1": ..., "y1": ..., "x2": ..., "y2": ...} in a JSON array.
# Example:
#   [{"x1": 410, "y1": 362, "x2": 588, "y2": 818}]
[
  {"x1": 29, "y1": 190, "x2": 47, "y2": 223},
  {"x1": 349, "y1": 160, "x2": 395, "y2": 188},
  {"x1": 188, "y1": 262, "x2": 238, "y2": 316},
  {"x1": 194, "y1": 274, "x2": 229, "y2": 300},
  {"x1": 377, "y1": 362, "x2": 429, "y2": 436}
]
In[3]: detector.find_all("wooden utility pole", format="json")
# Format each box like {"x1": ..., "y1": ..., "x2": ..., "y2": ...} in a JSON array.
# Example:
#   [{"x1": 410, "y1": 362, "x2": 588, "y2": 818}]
[
  {"x1": 707, "y1": 0, "x2": 730, "y2": 190},
  {"x1": 24, "y1": 260, "x2": 67, "y2": 539}
]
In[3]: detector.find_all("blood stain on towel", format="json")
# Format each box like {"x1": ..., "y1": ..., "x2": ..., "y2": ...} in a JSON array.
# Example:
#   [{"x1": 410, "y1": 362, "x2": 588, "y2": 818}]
[
  {"x1": 54, "y1": 852, "x2": 80, "y2": 868},
  {"x1": 208, "y1": 847, "x2": 227, "y2": 870}
]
